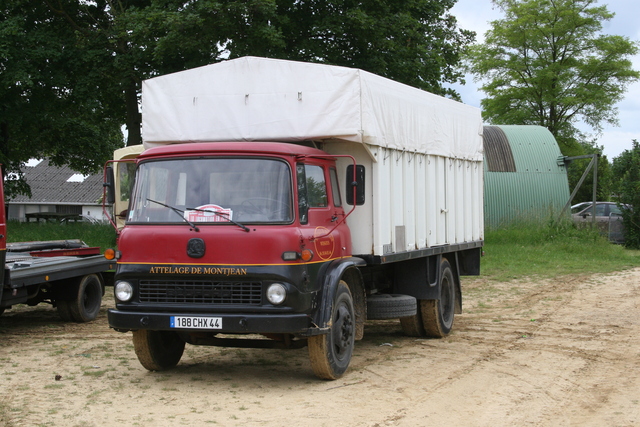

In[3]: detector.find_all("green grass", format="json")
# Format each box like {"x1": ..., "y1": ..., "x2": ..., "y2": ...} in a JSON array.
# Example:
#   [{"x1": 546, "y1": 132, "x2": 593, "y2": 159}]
[
  {"x1": 6, "y1": 221, "x2": 117, "y2": 252},
  {"x1": 481, "y1": 220, "x2": 640, "y2": 281},
  {"x1": 7, "y1": 219, "x2": 639, "y2": 281}
]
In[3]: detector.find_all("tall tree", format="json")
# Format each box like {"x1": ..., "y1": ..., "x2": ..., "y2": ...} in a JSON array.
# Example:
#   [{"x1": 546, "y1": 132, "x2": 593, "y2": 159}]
[
  {"x1": 611, "y1": 140, "x2": 640, "y2": 248},
  {"x1": 46, "y1": 0, "x2": 474, "y2": 136},
  {"x1": 0, "y1": 0, "x2": 232, "y2": 197},
  {"x1": 1, "y1": 0, "x2": 473, "y2": 197},
  {"x1": 465, "y1": 0, "x2": 639, "y2": 154},
  {"x1": 252, "y1": 0, "x2": 475, "y2": 97},
  {"x1": 0, "y1": 0, "x2": 124, "y2": 196}
]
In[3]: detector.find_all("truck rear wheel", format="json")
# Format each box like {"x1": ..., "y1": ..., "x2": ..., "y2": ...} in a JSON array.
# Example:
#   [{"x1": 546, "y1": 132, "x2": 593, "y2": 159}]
[
  {"x1": 133, "y1": 330, "x2": 185, "y2": 371},
  {"x1": 421, "y1": 259, "x2": 456, "y2": 337},
  {"x1": 68, "y1": 274, "x2": 103, "y2": 323},
  {"x1": 308, "y1": 281, "x2": 355, "y2": 380},
  {"x1": 399, "y1": 310, "x2": 426, "y2": 337}
]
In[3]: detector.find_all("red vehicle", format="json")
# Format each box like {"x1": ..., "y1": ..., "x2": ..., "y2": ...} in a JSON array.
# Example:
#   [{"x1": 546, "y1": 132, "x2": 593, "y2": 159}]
[{"x1": 104, "y1": 57, "x2": 484, "y2": 379}]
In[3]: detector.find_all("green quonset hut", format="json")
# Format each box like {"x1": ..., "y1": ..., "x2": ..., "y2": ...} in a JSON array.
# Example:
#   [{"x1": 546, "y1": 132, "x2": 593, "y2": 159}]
[{"x1": 484, "y1": 125, "x2": 570, "y2": 229}]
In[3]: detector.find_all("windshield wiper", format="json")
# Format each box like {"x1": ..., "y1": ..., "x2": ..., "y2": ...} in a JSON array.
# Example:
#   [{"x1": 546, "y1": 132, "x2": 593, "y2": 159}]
[
  {"x1": 186, "y1": 207, "x2": 250, "y2": 233},
  {"x1": 146, "y1": 199, "x2": 199, "y2": 232}
]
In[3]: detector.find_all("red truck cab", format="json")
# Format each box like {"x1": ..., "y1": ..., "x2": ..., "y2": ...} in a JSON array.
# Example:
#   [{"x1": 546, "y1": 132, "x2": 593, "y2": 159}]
[{"x1": 107, "y1": 142, "x2": 363, "y2": 379}]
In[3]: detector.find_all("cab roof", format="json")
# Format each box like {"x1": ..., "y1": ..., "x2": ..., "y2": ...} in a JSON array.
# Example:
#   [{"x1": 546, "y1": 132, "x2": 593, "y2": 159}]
[{"x1": 138, "y1": 141, "x2": 332, "y2": 160}]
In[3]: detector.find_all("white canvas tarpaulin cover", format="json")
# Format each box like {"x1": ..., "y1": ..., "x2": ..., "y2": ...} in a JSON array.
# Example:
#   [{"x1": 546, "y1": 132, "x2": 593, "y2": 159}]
[{"x1": 142, "y1": 56, "x2": 484, "y2": 160}]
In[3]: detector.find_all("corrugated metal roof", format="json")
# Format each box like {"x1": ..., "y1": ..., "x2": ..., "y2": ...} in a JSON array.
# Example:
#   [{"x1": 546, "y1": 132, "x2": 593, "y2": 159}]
[
  {"x1": 484, "y1": 126, "x2": 516, "y2": 172},
  {"x1": 7, "y1": 159, "x2": 103, "y2": 205},
  {"x1": 501, "y1": 125, "x2": 566, "y2": 173},
  {"x1": 484, "y1": 125, "x2": 570, "y2": 228}
]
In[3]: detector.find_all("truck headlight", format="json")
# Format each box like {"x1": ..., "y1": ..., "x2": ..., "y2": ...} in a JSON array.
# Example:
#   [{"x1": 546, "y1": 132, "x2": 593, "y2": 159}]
[
  {"x1": 266, "y1": 283, "x2": 286, "y2": 305},
  {"x1": 114, "y1": 281, "x2": 133, "y2": 302}
]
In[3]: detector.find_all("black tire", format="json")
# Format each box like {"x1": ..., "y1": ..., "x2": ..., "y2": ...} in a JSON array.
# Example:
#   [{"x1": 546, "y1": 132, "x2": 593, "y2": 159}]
[
  {"x1": 68, "y1": 274, "x2": 103, "y2": 323},
  {"x1": 400, "y1": 310, "x2": 425, "y2": 337},
  {"x1": 56, "y1": 300, "x2": 74, "y2": 322},
  {"x1": 421, "y1": 259, "x2": 456, "y2": 337},
  {"x1": 133, "y1": 330, "x2": 186, "y2": 371},
  {"x1": 366, "y1": 294, "x2": 417, "y2": 320},
  {"x1": 308, "y1": 281, "x2": 355, "y2": 380}
]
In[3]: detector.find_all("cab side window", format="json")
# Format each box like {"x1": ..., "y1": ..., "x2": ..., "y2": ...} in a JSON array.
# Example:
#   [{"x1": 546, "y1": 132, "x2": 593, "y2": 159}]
[
  {"x1": 329, "y1": 168, "x2": 342, "y2": 207},
  {"x1": 305, "y1": 165, "x2": 327, "y2": 208}
]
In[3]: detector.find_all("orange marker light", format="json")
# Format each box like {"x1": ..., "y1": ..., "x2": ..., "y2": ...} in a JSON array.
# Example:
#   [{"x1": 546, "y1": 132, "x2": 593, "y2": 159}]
[
  {"x1": 104, "y1": 248, "x2": 116, "y2": 260},
  {"x1": 300, "y1": 249, "x2": 314, "y2": 262}
]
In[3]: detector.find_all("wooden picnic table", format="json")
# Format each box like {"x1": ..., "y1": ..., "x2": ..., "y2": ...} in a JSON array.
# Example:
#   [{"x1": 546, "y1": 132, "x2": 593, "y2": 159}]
[{"x1": 25, "y1": 213, "x2": 82, "y2": 223}]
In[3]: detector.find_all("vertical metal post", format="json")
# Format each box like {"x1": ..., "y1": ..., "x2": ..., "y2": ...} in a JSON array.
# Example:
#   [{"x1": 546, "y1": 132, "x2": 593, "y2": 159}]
[{"x1": 591, "y1": 155, "x2": 598, "y2": 226}]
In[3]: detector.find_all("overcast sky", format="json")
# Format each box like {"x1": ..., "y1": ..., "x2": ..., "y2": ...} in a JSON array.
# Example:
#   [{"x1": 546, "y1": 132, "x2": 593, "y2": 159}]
[{"x1": 449, "y1": 0, "x2": 640, "y2": 160}]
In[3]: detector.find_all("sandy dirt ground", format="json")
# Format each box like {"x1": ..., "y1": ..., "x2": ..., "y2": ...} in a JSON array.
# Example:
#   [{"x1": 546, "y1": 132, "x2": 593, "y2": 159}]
[{"x1": 1, "y1": 268, "x2": 639, "y2": 427}]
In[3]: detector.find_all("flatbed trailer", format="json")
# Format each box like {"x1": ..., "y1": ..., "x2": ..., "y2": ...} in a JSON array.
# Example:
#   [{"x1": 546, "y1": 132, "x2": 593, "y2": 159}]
[
  {"x1": 0, "y1": 161, "x2": 116, "y2": 323},
  {"x1": 0, "y1": 240, "x2": 115, "y2": 323},
  {"x1": 0, "y1": 240, "x2": 115, "y2": 322}
]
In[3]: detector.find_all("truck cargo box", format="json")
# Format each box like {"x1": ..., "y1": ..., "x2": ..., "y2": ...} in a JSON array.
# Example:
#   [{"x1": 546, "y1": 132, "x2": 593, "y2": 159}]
[{"x1": 141, "y1": 56, "x2": 484, "y2": 257}]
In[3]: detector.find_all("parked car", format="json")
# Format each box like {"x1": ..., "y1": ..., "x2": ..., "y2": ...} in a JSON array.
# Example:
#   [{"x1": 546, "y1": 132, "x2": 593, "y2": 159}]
[
  {"x1": 570, "y1": 201, "x2": 596, "y2": 214},
  {"x1": 571, "y1": 202, "x2": 629, "y2": 244}
]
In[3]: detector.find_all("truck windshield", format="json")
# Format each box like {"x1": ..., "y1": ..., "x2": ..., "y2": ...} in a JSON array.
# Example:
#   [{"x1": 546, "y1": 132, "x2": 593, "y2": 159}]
[{"x1": 128, "y1": 158, "x2": 293, "y2": 224}]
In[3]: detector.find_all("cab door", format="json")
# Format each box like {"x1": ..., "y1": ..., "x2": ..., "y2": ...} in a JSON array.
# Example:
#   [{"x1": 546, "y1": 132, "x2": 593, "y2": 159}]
[{"x1": 297, "y1": 162, "x2": 351, "y2": 261}]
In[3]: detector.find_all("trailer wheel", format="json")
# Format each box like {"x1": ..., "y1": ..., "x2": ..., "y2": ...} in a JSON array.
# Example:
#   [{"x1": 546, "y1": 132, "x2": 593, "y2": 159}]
[
  {"x1": 421, "y1": 259, "x2": 456, "y2": 337},
  {"x1": 133, "y1": 330, "x2": 185, "y2": 371},
  {"x1": 56, "y1": 300, "x2": 74, "y2": 322},
  {"x1": 308, "y1": 281, "x2": 355, "y2": 380},
  {"x1": 68, "y1": 274, "x2": 103, "y2": 323}
]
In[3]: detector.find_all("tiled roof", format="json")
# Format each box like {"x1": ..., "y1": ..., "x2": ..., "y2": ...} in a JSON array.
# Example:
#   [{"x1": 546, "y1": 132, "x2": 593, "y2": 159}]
[{"x1": 7, "y1": 159, "x2": 103, "y2": 205}]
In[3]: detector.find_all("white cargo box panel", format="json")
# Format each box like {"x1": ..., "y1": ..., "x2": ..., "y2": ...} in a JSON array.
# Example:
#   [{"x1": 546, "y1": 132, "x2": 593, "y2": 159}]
[
  {"x1": 141, "y1": 57, "x2": 484, "y2": 256},
  {"x1": 142, "y1": 57, "x2": 483, "y2": 161},
  {"x1": 323, "y1": 142, "x2": 483, "y2": 257}
]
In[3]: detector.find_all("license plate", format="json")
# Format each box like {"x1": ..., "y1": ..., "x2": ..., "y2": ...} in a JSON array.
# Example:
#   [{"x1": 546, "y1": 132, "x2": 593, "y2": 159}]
[{"x1": 170, "y1": 316, "x2": 222, "y2": 329}]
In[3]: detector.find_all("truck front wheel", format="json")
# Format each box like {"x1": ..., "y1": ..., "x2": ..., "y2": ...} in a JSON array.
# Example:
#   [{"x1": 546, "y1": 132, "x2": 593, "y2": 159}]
[
  {"x1": 421, "y1": 259, "x2": 456, "y2": 337},
  {"x1": 133, "y1": 330, "x2": 185, "y2": 371},
  {"x1": 308, "y1": 281, "x2": 355, "y2": 380}
]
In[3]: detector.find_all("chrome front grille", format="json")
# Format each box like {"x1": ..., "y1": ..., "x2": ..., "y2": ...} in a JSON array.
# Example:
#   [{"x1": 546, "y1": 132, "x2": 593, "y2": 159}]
[{"x1": 139, "y1": 280, "x2": 263, "y2": 305}]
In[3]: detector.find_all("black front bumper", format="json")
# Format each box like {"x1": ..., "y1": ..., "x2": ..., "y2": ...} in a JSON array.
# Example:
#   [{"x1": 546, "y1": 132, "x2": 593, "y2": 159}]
[{"x1": 108, "y1": 308, "x2": 320, "y2": 336}]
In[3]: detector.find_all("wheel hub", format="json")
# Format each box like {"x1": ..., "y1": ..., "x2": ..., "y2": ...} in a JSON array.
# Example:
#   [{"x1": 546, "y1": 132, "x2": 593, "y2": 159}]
[{"x1": 333, "y1": 304, "x2": 353, "y2": 355}]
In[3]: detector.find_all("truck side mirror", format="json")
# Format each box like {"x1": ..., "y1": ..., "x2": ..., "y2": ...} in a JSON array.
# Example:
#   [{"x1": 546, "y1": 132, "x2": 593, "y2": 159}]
[
  {"x1": 104, "y1": 166, "x2": 116, "y2": 205},
  {"x1": 346, "y1": 165, "x2": 365, "y2": 206}
]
